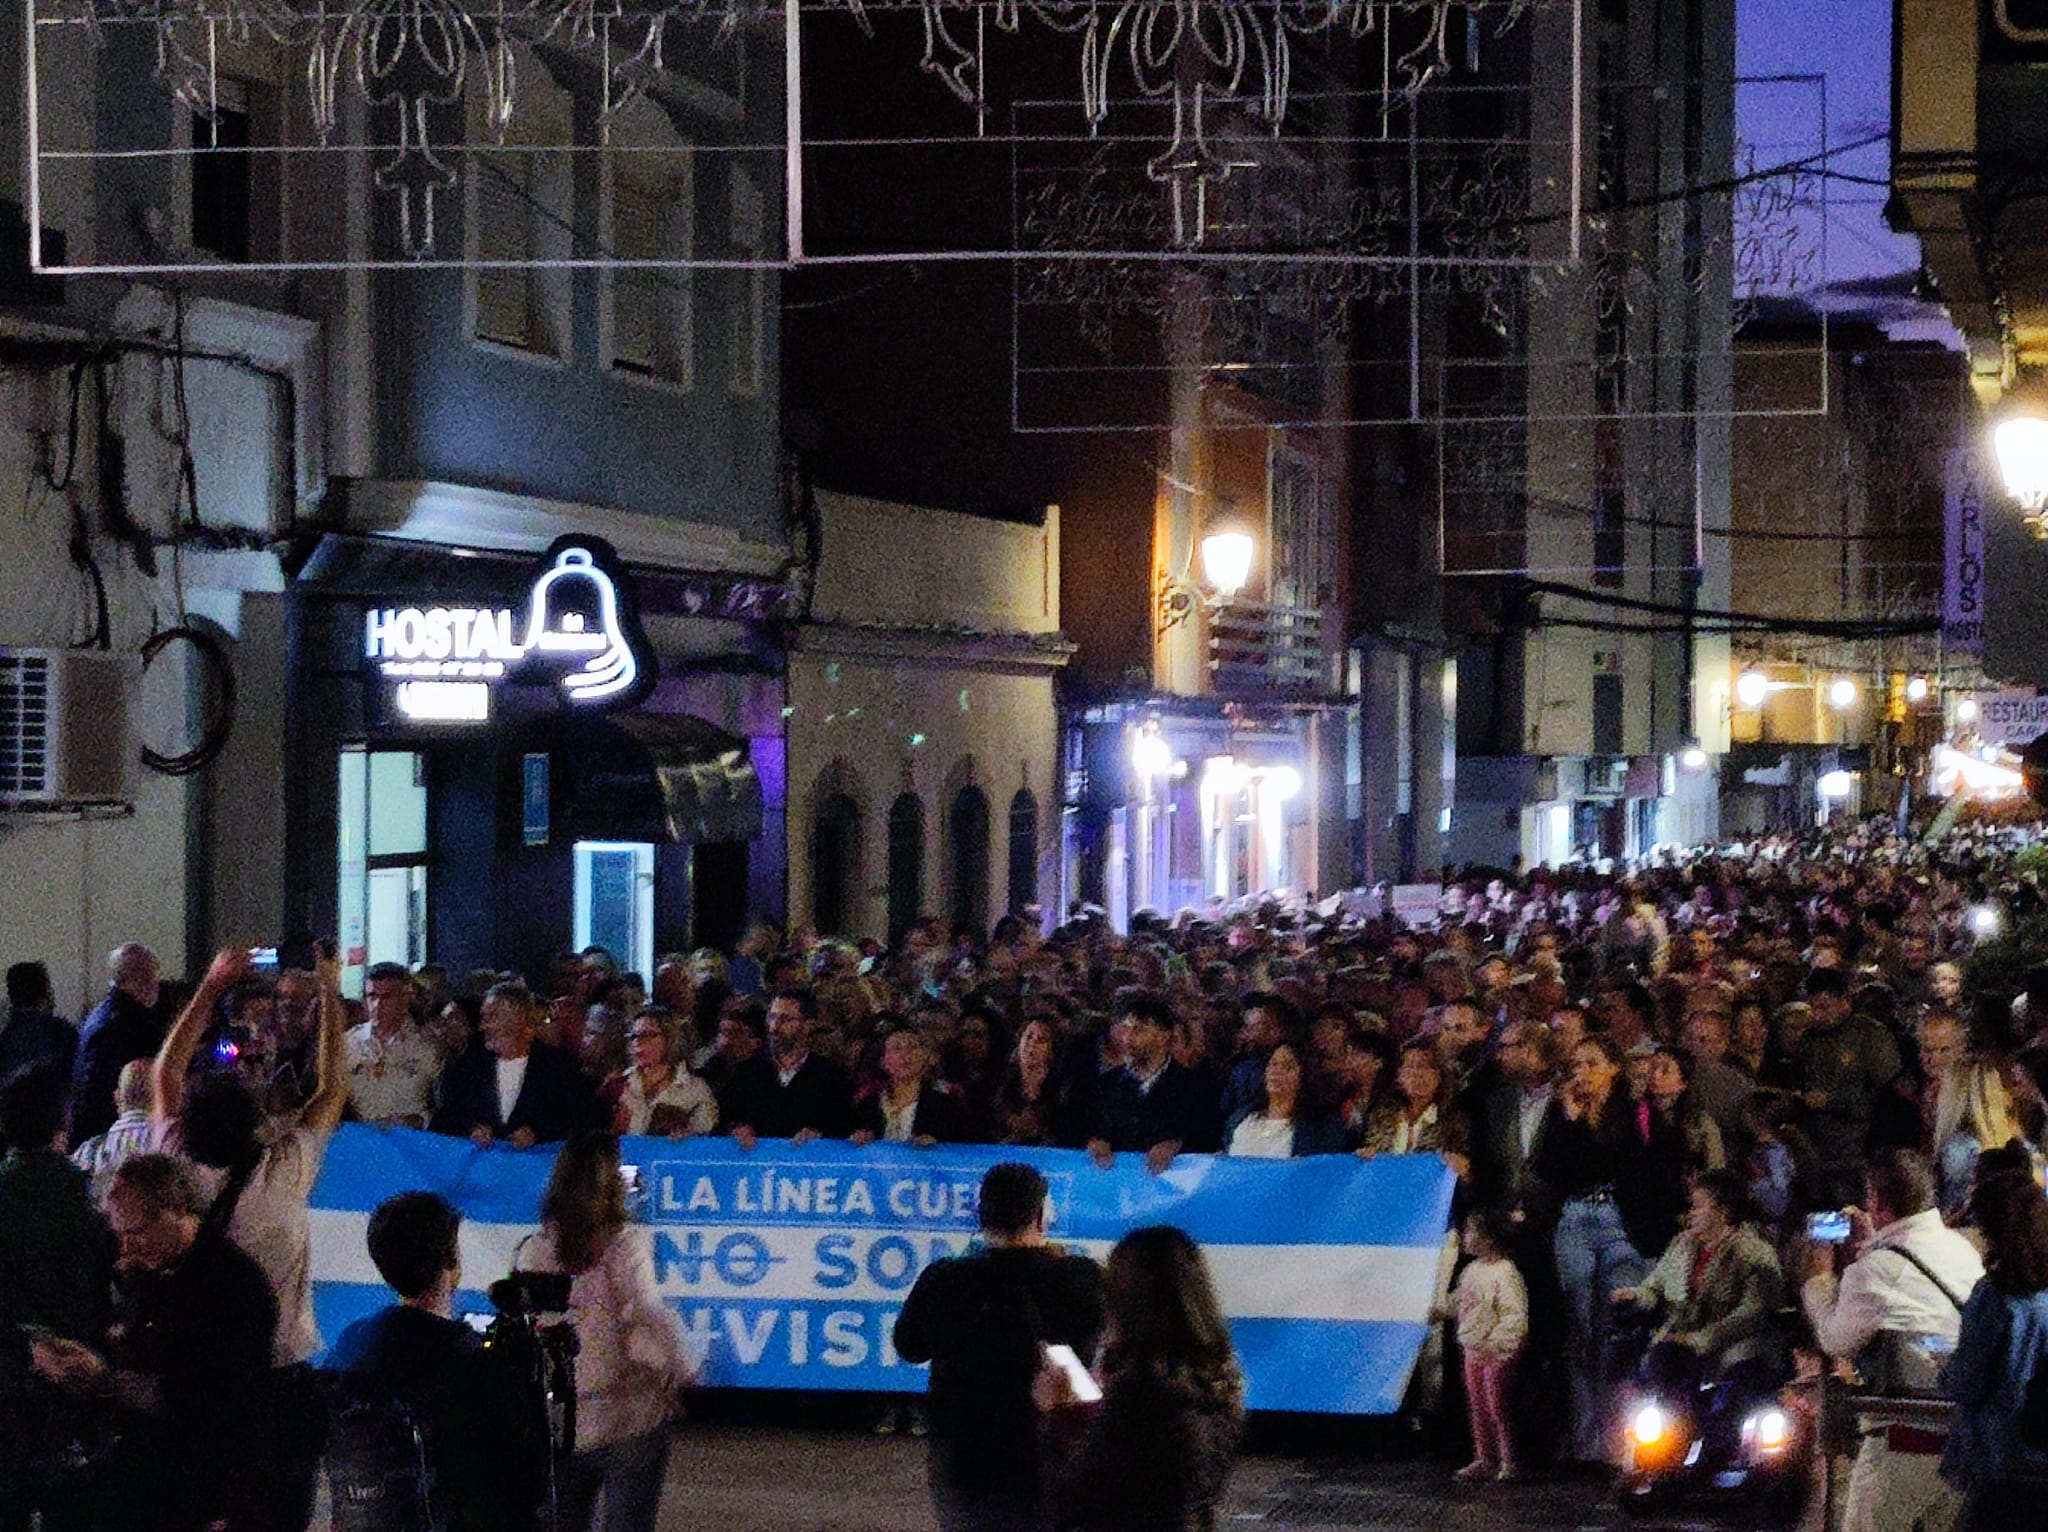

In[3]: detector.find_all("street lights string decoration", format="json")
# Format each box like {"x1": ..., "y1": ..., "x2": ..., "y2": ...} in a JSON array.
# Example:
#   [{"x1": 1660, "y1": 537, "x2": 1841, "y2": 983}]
[
  {"x1": 66, "y1": 0, "x2": 1534, "y2": 259},
  {"x1": 850, "y1": 0, "x2": 1530, "y2": 249}
]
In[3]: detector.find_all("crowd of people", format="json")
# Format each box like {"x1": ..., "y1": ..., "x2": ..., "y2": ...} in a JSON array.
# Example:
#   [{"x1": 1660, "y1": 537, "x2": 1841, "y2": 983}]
[{"x1": 6, "y1": 821, "x2": 2048, "y2": 1529}]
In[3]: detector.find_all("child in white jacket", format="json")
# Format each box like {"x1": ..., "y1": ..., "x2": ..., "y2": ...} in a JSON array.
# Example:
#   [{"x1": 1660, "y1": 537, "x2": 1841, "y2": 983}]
[{"x1": 1450, "y1": 1208, "x2": 1530, "y2": 1481}]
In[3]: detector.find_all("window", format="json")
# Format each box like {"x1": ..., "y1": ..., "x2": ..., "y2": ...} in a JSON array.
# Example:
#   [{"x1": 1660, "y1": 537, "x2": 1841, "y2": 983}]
[
  {"x1": 336, "y1": 749, "x2": 429, "y2": 997},
  {"x1": 474, "y1": 155, "x2": 539, "y2": 349},
  {"x1": 574, "y1": 842, "x2": 655, "y2": 982},
  {"x1": 1007, "y1": 791, "x2": 1039, "y2": 914},
  {"x1": 728, "y1": 167, "x2": 766, "y2": 397},
  {"x1": 887, "y1": 794, "x2": 924, "y2": 946},
  {"x1": 469, "y1": 56, "x2": 572, "y2": 358},
  {"x1": 949, "y1": 786, "x2": 992, "y2": 937},
  {"x1": 188, "y1": 76, "x2": 281, "y2": 262},
  {"x1": 191, "y1": 90, "x2": 251, "y2": 262},
  {"x1": 1594, "y1": 483, "x2": 1625, "y2": 588},
  {"x1": 811, "y1": 792, "x2": 861, "y2": 938},
  {"x1": 1268, "y1": 446, "x2": 1323, "y2": 609},
  {"x1": 1593, "y1": 671, "x2": 1625, "y2": 757},
  {"x1": 604, "y1": 120, "x2": 695, "y2": 387}
]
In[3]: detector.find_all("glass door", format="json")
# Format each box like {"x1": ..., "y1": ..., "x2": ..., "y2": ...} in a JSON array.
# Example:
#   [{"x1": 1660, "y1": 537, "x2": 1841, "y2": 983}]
[
  {"x1": 337, "y1": 748, "x2": 430, "y2": 996},
  {"x1": 574, "y1": 841, "x2": 655, "y2": 979}
]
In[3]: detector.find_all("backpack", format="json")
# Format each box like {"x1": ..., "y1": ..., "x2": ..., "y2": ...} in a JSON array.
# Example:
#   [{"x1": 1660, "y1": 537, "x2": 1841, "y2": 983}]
[{"x1": 324, "y1": 1381, "x2": 441, "y2": 1532}]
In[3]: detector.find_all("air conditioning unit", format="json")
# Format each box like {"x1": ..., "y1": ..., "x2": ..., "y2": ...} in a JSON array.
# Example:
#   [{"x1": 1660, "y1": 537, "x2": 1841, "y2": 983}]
[{"x1": 0, "y1": 648, "x2": 136, "y2": 807}]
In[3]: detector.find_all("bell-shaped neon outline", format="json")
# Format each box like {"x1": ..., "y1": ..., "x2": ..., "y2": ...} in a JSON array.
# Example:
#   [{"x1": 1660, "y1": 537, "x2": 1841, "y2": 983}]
[{"x1": 520, "y1": 547, "x2": 638, "y2": 702}]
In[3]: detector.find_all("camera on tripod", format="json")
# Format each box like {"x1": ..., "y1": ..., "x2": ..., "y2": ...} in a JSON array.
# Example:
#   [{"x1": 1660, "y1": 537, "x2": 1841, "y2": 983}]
[
  {"x1": 480, "y1": 1272, "x2": 580, "y2": 1530},
  {"x1": 488, "y1": 1272, "x2": 574, "y2": 1319}
]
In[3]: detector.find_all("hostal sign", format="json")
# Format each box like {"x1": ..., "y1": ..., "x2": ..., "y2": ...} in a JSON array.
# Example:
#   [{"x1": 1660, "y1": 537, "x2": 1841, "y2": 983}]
[{"x1": 364, "y1": 537, "x2": 655, "y2": 722}]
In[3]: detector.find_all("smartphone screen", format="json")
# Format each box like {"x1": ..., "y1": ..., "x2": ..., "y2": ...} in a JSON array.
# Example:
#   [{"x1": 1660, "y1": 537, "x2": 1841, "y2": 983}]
[
  {"x1": 1043, "y1": 1344, "x2": 1102, "y2": 1404},
  {"x1": 249, "y1": 947, "x2": 280, "y2": 970},
  {"x1": 1807, "y1": 1210, "x2": 1851, "y2": 1244}
]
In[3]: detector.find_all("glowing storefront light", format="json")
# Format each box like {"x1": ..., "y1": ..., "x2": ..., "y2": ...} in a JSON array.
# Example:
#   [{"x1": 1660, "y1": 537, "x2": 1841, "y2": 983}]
[
  {"x1": 1130, "y1": 726, "x2": 1174, "y2": 780},
  {"x1": 1994, "y1": 413, "x2": 2048, "y2": 512},
  {"x1": 1932, "y1": 744, "x2": 2024, "y2": 798},
  {"x1": 393, "y1": 680, "x2": 491, "y2": 722},
  {"x1": 363, "y1": 540, "x2": 649, "y2": 720}
]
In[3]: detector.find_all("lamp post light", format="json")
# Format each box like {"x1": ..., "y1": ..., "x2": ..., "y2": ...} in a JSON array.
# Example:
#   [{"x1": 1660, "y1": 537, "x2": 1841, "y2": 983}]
[
  {"x1": 1199, "y1": 526, "x2": 1256, "y2": 602},
  {"x1": 1158, "y1": 519, "x2": 1259, "y2": 635},
  {"x1": 1995, "y1": 410, "x2": 2048, "y2": 535}
]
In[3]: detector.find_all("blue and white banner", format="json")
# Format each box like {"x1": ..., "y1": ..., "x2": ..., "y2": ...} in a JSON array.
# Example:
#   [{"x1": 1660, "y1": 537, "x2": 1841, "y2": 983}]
[{"x1": 309, "y1": 1126, "x2": 1456, "y2": 1415}]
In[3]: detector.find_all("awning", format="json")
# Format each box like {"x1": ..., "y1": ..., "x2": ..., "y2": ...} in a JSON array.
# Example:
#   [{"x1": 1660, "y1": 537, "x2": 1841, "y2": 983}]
[{"x1": 522, "y1": 711, "x2": 763, "y2": 845}]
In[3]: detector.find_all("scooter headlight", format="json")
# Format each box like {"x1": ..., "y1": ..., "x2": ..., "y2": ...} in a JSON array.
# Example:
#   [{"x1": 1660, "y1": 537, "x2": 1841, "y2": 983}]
[
  {"x1": 1630, "y1": 1402, "x2": 1668, "y2": 1446},
  {"x1": 1744, "y1": 1406, "x2": 1792, "y2": 1454}
]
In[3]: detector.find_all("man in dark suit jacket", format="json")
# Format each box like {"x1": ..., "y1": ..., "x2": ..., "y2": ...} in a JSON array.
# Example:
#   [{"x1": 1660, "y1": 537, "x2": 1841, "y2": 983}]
[
  {"x1": 718, "y1": 989, "x2": 854, "y2": 1147},
  {"x1": 1469, "y1": 1019, "x2": 1562, "y2": 1224},
  {"x1": 1469, "y1": 1017, "x2": 1568, "y2": 1461},
  {"x1": 430, "y1": 982, "x2": 595, "y2": 1147},
  {"x1": 1088, "y1": 991, "x2": 1213, "y2": 1172},
  {"x1": 68, "y1": 945, "x2": 163, "y2": 1145}
]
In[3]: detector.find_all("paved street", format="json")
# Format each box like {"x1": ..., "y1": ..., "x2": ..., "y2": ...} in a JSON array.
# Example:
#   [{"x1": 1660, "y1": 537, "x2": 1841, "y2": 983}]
[{"x1": 655, "y1": 1427, "x2": 1788, "y2": 1531}]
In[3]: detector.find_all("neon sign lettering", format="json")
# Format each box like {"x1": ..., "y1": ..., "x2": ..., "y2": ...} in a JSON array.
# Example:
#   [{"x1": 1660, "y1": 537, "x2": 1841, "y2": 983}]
[{"x1": 366, "y1": 541, "x2": 650, "y2": 722}]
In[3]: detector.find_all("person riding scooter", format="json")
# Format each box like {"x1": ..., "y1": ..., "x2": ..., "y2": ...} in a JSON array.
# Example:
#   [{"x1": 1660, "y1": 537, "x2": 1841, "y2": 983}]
[{"x1": 1614, "y1": 1169, "x2": 1787, "y2": 1397}]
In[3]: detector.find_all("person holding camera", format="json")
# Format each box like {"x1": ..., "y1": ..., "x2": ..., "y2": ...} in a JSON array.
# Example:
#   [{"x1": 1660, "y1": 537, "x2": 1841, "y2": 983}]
[
  {"x1": 513, "y1": 1132, "x2": 693, "y2": 1532},
  {"x1": 893, "y1": 1162, "x2": 1104, "y2": 1532},
  {"x1": 1799, "y1": 1148, "x2": 1984, "y2": 1532}
]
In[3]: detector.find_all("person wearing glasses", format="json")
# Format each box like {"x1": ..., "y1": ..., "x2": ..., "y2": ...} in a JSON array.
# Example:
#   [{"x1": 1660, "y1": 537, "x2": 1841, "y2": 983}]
[{"x1": 602, "y1": 1008, "x2": 717, "y2": 1139}]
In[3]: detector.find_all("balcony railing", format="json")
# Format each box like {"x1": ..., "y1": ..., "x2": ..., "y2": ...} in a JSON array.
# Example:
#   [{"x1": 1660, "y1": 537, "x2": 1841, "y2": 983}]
[{"x1": 1207, "y1": 601, "x2": 1329, "y2": 695}]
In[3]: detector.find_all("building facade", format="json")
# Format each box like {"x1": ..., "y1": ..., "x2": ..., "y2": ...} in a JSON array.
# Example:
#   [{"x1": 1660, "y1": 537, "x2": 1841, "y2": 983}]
[
  {"x1": 1438, "y1": 0, "x2": 1736, "y2": 869},
  {"x1": 1892, "y1": 0, "x2": 2048, "y2": 684},
  {"x1": 1722, "y1": 315, "x2": 1965, "y2": 831},
  {"x1": 0, "y1": 17, "x2": 790, "y2": 1002},
  {"x1": 786, "y1": 490, "x2": 1068, "y2": 943}
]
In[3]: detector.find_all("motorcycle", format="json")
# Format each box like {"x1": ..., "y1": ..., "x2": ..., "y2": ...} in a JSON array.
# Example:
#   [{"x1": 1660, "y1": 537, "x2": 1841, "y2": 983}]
[{"x1": 1617, "y1": 1367, "x2": 1813, "y2": 1517}]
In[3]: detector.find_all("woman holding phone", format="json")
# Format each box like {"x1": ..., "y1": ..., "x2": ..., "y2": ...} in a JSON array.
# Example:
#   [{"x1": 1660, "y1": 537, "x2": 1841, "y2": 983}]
[
  {"x1": 1038, "y1": 1225, "x2": 1243, "y2": 1531},
  {"x1": 1537, "y1": 1035, "x2": 1651, "y2": 1464}
]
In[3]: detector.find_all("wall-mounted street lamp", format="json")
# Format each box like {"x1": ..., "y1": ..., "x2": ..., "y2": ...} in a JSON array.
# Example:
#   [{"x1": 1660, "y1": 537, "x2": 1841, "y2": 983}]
[
  {"x1": 1200, "y1": 526, "x2": 1256, "y2": 601},
  {"x1": 1827, "y1": 677, "x2": 1859, "y2": 711},
  {"x1": 1735, "y1": 669, "x2": 1771, "y2": 710},
  {"x1": 1158, "y1": 518, "x2": 1259, "y2": 634},
  {"x1": 1994, "y1": 407, "x2": 2048, "y2": 535}
]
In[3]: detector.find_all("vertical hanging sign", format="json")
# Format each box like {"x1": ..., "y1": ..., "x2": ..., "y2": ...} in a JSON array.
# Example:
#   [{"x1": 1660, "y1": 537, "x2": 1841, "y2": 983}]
[
  {"x1": 522, "y1": 753, "x2": 551, "y2": 847},
  {"x1": 1945, "y1": 448, "x2": 1987, "y2": 655}
]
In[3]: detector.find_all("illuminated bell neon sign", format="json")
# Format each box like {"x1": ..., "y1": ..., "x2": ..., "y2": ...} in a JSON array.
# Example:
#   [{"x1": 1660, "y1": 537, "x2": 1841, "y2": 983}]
[
  {"x1": 365, "y1": 540, "x2": 650, "y2": 721},
  {"x1": 523, "y1": 547, "x2": 638, "y2": 701}
]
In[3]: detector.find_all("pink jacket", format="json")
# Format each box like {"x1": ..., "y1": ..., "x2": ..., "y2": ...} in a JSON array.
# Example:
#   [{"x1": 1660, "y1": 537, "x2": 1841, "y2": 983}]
[{"x1": 517, "y1": 1225, "x2": 694, "y2": 1450}]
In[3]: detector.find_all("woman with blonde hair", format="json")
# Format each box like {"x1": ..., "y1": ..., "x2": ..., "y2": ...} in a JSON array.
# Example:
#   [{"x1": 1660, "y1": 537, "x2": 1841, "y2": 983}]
[
  {"x1": 600, "y1": 1007, "x2": 716, "y2": 1139},
  {"x1": 515, "y1": 1132, "x2": 694, "y2": 1532},
  {"x1": 1935, "y1": 1061, "x2": 2032, "y2": 1222}
]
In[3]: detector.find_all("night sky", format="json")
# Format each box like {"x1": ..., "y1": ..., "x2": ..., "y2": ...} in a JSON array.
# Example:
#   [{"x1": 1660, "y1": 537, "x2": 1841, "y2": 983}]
[{"x1": 1737, "y1": 0, "x2": 1958, "y2": 341}]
